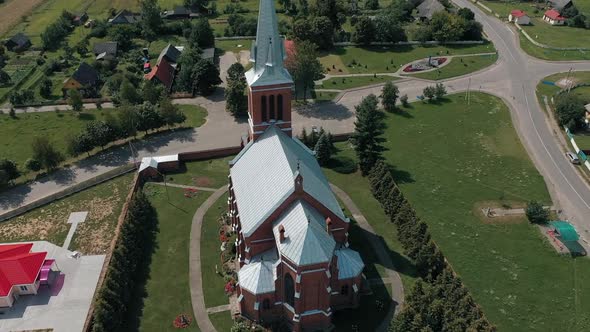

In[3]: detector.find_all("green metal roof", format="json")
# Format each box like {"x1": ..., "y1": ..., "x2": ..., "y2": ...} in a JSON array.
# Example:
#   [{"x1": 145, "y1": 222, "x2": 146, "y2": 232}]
[{"x1": 551, "y1": 221, "x2": 579, "y2": 242}]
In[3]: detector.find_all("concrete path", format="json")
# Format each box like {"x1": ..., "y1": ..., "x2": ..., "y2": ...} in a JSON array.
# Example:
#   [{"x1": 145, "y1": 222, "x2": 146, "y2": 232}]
[
  {"x1": 189, "y1": 186, "x2": 228, "y2": 332},
  {"x1": 206, "y1": 304, "x2": 231, "y2": 314},
  {"x1": 330, "y1": 184, "x2": 404, "y2": 332},
  {"x1": 62, "y1": 211, "x2": 88, "y2": 249},
  {"x1": 149, "y1": 182, "x2": 218, "y2": 192}
]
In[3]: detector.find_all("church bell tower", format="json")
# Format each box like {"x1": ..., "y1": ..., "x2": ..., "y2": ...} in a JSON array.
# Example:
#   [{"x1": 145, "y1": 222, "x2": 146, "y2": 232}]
[{"x1": 244, "y1": 0, "x2": 294, "y2": 141}]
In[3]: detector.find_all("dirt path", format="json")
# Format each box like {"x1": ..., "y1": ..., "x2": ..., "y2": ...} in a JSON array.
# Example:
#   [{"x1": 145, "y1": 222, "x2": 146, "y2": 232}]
[{"x1": 0, "y1": 0, "x2": 44, "y2": 37}]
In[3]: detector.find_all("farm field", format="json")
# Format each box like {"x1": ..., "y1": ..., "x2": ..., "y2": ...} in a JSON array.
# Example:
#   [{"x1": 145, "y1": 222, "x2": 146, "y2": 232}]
[
  {"x1": 319, "y1": 43, "x2": 496, "y2": 75},
  {"x1": 369, "y1": 91, "x2": 590, "y2": 331},
  {"x1": 0, "y1": 105, "x2": 206, "y2": 173},
  {"x1": 407, "y1": 53, "x2": 498, "y2": 80},
  {"x1": 0, "y1": 173, "x2": 134, "y2": 254}
]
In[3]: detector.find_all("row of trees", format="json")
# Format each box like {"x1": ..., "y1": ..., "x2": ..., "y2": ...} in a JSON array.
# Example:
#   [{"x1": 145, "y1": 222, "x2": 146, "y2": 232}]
[
  {"x1": 423, "y1": 83, "x2": 448, "y2": 102},
  {"x1": 299, "y1": 126, "x2": 336, "y2": 166},
  {"x1": 415, "y1": 10, "x2": 483, "y2": 42},
  {"x1": 368, "y1": 161, "x2": 494, "y2": 331},
  {"x1": 91, "y1": 192, "x2": 158, "y2": 332},
  {"x1": 41, "y1": 10, "x2": 75, "y2": 50},
  {"x1": 66, "y1": 101, "x2": 186, "y2": 157},
  {"x1": 554, "y1": 93, "x2": 587, "y2": 132}
]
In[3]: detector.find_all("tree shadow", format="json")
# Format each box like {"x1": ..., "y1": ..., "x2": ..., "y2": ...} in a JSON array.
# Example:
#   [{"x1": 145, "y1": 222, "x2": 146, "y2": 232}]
[
  {"x1": 294, "y1": 102, "x2": 353, "y2": 120},
  {"x1": 390, "y1": 108, "x2": 414, "y2": 118}
]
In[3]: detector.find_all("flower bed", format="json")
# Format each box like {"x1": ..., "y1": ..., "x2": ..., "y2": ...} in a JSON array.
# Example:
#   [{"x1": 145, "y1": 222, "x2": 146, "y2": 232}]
[
  {"x1": 173, "y1": 313, "x2": 192, "y2": 328},
  {"x1": 403, "y1": 57, "x2": 447, "y2": 73}
]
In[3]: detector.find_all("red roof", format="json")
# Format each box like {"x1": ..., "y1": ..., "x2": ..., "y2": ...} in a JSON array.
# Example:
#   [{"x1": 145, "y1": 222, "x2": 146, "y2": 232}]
[
  {"x1": 0, "y1": 243, "x2": 47, "y2": 297},
  {"x1": 144, "y1": 57, "x2": 175, "y2": 91},
  {"x1": 544, "y1": 9, "x2": 565, "y2": 20},
  {"x1": 510, "y1": 10, "x2": 527, "y2": 18}
]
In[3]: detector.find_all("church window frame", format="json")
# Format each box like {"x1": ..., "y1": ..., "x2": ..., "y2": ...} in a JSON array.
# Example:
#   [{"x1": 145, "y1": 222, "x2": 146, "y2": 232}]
[
  {"x1": 261, "y1": 95, "x2": 268, "y2": 122},
  {"x1": 277, "y1": 94, "x2": 283, "y2": 120}
]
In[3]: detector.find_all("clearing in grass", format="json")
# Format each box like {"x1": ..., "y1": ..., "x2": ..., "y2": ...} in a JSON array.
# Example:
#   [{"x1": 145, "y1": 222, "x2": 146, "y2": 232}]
[{"x1": 367, "y1": 91, "x2": 590, "y2": 331}]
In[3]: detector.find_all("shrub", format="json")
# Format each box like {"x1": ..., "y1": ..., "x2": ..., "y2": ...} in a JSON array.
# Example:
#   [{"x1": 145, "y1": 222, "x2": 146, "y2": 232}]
[
  {"x1": 25, "y1": 158, "x2": 41, "y2": 172},
  {"x1": 526, "y1": 201, "x2": 549, "y2": 224}
]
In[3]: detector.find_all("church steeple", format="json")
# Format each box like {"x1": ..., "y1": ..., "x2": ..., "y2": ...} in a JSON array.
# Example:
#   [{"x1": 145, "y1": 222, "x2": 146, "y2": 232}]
[{"x1": 244, "y1": 0, "x2": 294, "y2": 142}]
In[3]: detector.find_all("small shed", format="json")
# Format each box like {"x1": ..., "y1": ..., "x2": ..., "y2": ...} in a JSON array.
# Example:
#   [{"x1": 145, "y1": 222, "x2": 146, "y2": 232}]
[
  {"x1": 509, "y1": 10, "x2": 531, "y2": 25},
  {"x1": 550, "y1": 221, "x2": 579, "y2": 242},
  {"x1": 416, "y1": 0, "x2": 445, "y2": 20},
  {"x1": 138, "y1": 154, "x2": 180, "y2": 177}
]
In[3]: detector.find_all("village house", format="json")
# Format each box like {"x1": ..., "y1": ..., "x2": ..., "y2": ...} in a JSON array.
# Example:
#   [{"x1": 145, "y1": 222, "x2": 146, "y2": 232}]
[
  {"x1": 509, "y1": 10, "x2": 531, "y2": 25},
  {"x1": 547, "y1": 0, "x2": 573, "y2": 12},
  {"x1": 162, "y1": 6, "x2": 191, "y2": 20},
  {"x1": 230, "y1": 0, "x2": 365, "y2": 330},
  {"x1": 144, "y1": 44, "x2": 184, "y2": 91},
  {"x1": 543, "y1": 9, "x2": 566, "y2": 25},
  {"x1": 108, "y1": 9, "x2": 142, "y2": 24},
  {"x1": 73, "y1": 12, "x2": 89, "y2": 26},
  {"x1": 92, "y1": 41, "x2": 118, "y2": 61},
  {"x1": 4, "y1": 33, "x2": 31, "y2": 52},
  {"x1": 0, "y1": 243, "x2": 56, "y2": 309},
  {"x1": 63, "y1": 62, "x2": 100, "y2": 96},
  {"x1": 416, "y1": 0, "x2": 445, "y2": 20}
]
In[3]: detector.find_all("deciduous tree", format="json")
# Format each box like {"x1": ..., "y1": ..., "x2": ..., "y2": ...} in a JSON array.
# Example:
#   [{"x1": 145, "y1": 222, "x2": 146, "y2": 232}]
[
  {"x1": 352, "y1": 16, "x2": 375, "y2": 45},
  {"x1": 31, "y1": 136, "x2": 64, "y2": 171},
  {"x1": 68, "y1": 89, "x2": 84, "y2": 112},
  {"x1": 285, "y1": 40, "x2": 323, "y2": 101},
  {"x1": 225, "y1": 63, "x2": 248, "y2": 117},
  {"x1": 381, "y1": 81, "x2": 399, "y2": 112},
  {"x1": 525, "y1": 201, "x2": 549, "y2": 224}
]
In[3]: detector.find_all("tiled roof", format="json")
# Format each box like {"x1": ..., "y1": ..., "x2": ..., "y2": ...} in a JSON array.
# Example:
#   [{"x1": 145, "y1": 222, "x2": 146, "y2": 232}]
[
  {"x1": 92, "y1": 42, "x2": 118, "y2": 56},
  {"x1": 417, "y1": 0, "x2": 445, "y2": 19},
  {"x1": 245, "y1": 0, "x2": 293, "y2": 87},
  {"x1": 0, "y1": 243, "x2": 47, "y2": 297},
  {"x1": 510, "y1": 10, "x2": 527, "y2": 18},
  {"x1": 548, "y1": 0, "x2": 572, "y2": 10},
  {"x1": 144, "y1": 57, "x2": 175, "y2": 90},
  {"x1": 544, "y1": 9, "x2": 565, "y2": 20},
  {"x1": 230, "y1": 125, "x2": 346, "y2": 237},
  {"x1": 272, "y1": 200, "x2": 336, "y2": 266},
  {"x1": 72, "y1": 62, "x2": 99, "y2": 87},
  {"x1": 334, "y1": 248, "x2": 364, "y2": 280},
  {"x1": 238, "y1": 251, "x2": 279, "y2": 294}
]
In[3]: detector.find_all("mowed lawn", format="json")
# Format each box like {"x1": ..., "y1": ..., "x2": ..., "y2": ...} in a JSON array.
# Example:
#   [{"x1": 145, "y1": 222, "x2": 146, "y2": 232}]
[
  {"x1": 407, "y1": 53, "x2": 498, "y2": 81},
  {"x1": 319, "y1": 43, "x2": 495, "y2": 74},
  {"x1": 316, "y1": 75, "x2": 399, "y2": 90},
  {"x1": 371, "y1": 92, "x2": 590, "y2": 331},
  {"x1": 522, "y1": 17, "x2": 590, "y2": 49},
  {"x1": 139, "y1": 183, "x2": 210, "y2": 332},
  {"x1": 0, "y1": 105, "x2": 206, "y2": 172}
]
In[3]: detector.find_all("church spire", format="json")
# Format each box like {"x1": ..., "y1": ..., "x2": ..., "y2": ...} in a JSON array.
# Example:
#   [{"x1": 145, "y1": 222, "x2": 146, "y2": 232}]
[{"x1": 245, "y1": 0, "x2": 293, "y2": 87}]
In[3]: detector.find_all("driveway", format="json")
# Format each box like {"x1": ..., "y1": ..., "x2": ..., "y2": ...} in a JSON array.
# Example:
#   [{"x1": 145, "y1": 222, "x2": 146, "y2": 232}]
[{"x1": 0, "y1": 241, "x2": 105, "y2": 332}]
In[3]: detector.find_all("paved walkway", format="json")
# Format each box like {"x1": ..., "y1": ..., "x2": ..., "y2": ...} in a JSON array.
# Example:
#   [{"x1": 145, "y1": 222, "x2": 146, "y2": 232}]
[
  {"x1": 62, "y1": 211, "x2": 88, "y2": 249},
  {"x1": 206, "y1": 304, "x2": 231, "y2": 314},
  {"x1": 189, "y1": 186, "x2": 228, "y2": 332},
  {"x1": 149, "y1": 182, "x2": 219, "y2": 192},
  {"x1": 330, "y1": 184, "x2": 404, "y2": 332}
]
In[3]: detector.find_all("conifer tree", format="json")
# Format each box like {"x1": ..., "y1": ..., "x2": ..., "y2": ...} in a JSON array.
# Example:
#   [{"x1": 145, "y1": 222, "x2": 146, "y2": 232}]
[
  {"x1": 351, "y1": 94, "x2": 386, "y2": 175},
  {"x1": 314, "y1": 133, "x2": 331, "y2": 166}
]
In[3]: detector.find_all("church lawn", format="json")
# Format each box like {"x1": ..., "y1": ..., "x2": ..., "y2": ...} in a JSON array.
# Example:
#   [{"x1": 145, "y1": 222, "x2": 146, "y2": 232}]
[
  {"x1": 209, "y1": 311, "x2": 235, "y2": 332},
  {"x1": 316, "y1": 75, "x2": 400, "y2": 90},
  {"x1": 167, "y1": 156, "x2": 234, "y2": 188},
  {"x1": 371, "y1": 92, "x2": 590, "y2": 331},
  {"x1": 319, "y1": 43, "x2": 496, "y2": 75},
  {"x1": 136, "y1": 183, "x2": 211, "y2": 332},
  {"x1": 0, "y1": 172, "x2": 133, "y2": 254},
  {"x1": 201, "y1": 192, "x2": 232, "y2": 308},
  {"x1": 405, "y1": 53, "x2": 498, "y2": 81},
  {"x1": 0, "y1": 105, "x2": 206, "y2": 176},
  {"x1": 215, "y1": 38, "x2": 253, "y2": 54}
]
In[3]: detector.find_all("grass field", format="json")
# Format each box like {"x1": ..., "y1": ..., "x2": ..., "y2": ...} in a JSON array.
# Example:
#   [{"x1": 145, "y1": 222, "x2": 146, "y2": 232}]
[
  {"x1": 138, "y1": 183, "x2": 210, "y2": 332},
  {"x1": 522, "y1": 17, "x2": 590, "y2": 49},
  {"x1": 320, "y1": 43, "x2": 496, "y2": 75},
  {"x1": 312, "y1": 90, "x2": 339, "y2": 102},
  {"x1": 519, "y1": 31, "x2": 590, "y2": 61},
  {"x1": 201, "y1": 192, "x2": 231, "y2": 308},
  {"x1": 0, "y1": 0, "x2": 44, "y2": 37},
  {"x1": 407, "y1": 53, "x2": 498, "y2": 81},
  {"x1": 168, "y1": 157, "x2": 233, "y2": 188},
  {"x1": 367, "y1": 91, "x2": 590, "y2": 331},
  {"x1": 0, "y1": 105, "x2": 206, "y2": 173},
  {"x1": 0, "y1": 173, "x2": 133, "y2": 254},
  {"x1": 215, "y1": 38, "x2": 254, "y2": 54},
  {"x1": 209, "y1": 311, "x2": 234, "y2": 331},
  {"x1": 317, "y1": 75, "x2": 399, "y2": 90}
]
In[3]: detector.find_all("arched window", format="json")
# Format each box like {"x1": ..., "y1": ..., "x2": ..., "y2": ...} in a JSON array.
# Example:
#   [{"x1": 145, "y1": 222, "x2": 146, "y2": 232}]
[
  {"x1": 341, "y1": 284, "x2": 349, "y2": 295},
  {"x1": 284, "y1": 274, "x2": 295, "y2": 307},
  {"x1": 269, "y1": 95, "x2": 275, "y2": 120},
  {"x1": 261, "y1": 96, "x2": 267, "y2": 122},
  {"x1": 277, "y1": 94, "x2": 283, "y2": 120},
  {"x1": 262, "y1": 299, "x2": 271, "y2": 310}
]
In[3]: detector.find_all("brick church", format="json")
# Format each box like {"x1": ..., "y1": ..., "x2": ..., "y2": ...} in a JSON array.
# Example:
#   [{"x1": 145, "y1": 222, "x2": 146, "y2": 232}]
[{"x1": 228, "y1": 0, "x2": 365, "y2": 330}]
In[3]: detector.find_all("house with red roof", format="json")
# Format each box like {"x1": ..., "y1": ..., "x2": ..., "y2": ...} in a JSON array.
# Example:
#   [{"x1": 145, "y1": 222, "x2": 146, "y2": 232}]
[
  {"x1": 543, "y1": 9, "x2": 566, "y2": 25},
  {"x1": 144, "y1": 57, "x2": 176, "y2": 92},
  {"x1": 0, "y1": 243, "x2": 55, "y2": 308},
  {"x1": 508, "y1": 10, "x2": 531, "y2": 25}
]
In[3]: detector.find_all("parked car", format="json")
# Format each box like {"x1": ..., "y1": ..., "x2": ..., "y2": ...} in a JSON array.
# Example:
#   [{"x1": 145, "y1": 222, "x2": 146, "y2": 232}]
[{"x1": 566, "y1": 152, "x2": 580, "y2": 164}]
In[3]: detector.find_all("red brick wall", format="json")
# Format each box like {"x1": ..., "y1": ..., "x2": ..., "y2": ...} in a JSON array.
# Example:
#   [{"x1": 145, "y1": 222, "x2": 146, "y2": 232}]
[
  {"x1": 178, "y1": 146, "x2": 242, "y2": 161},
  {"x1": 248, "y1": 83, "x2": 293, "y2": 141}
]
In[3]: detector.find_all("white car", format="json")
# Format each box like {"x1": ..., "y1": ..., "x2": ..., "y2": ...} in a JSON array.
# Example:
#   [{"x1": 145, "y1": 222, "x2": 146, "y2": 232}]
[{"x1": 566, "y1": 152, "x2": 580, "y2": 165}]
